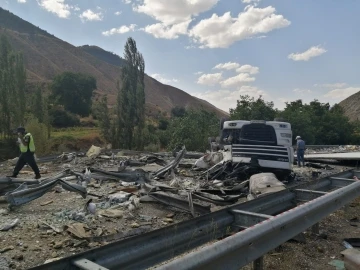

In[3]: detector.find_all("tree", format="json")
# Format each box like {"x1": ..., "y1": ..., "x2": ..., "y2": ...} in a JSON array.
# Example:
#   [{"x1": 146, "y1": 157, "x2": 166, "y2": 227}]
[
  {"x1": 167, "y1": 109, "x2": 219, "y2": 152},
  {"x1": 171, "y1": 106, "x2": 186, "y2": 118},
  {"x1": 51, "y1": 72, "x2": 96, "y2": 116},
  {"x1": 93, "y1": 95, "x2": 111, "y2": 143},
  {"x1": 33, "y1": 86, "x2": 44, "y2": 123},
  {"x1": 279, "y1": 100, "x2": 315, "y2": 144},
  {"x1": 279, "y1": 100, "x2": 355, "y2": 145},
  {"x1": 0, "y1": 35, "x2": 27, "y2": 137},
  {"x1": 113, "y1": 37, "x2": 145, "y2": 149},
  {"x1": 230, "y1": 95, "x2": 276, "y2": 121}
]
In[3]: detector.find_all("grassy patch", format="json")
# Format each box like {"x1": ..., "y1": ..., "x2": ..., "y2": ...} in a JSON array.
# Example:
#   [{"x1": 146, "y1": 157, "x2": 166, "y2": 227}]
[
  {"x1": 51, "y1": 127, "x2": 100, "y2": 139},
  {"x1": 50, "y1": 127, "x2": 104, "y2": 153}
]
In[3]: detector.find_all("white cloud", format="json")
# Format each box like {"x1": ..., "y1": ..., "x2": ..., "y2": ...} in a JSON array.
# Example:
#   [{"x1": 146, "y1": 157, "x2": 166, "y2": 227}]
[
  {"x1": 236, "y1": 64, "x2": 259, "y2": 74},
  {"x1": 80, "y1": 9, "x2": 103, "y2": 22},
  {"x1": 135, "y1": 0, "x2": 218, "y2": 25},
  {"x1": 151, "y1": 74, "x2": 179, "y2": 85},
  {"x1": 72, "y1": 5, "x2": 80, "y2": 11},
  {"x1": 214, "y1": 62, "x2": 240, "y2": 70},
  {"x1": 189, "y1": 6, "x2": 290, "y2": 48},
  {"x1": 194, "y1": 71, "x2": 203, "y2": 75},
  {"x1": 293, "y1": 88, "x2": 312, "y2": 94},
  {"x1": 197, "y1": 73, "x2": 223, "y2": 86},
  {"x1": 315, "y1": 83, "x2": 347, "y2": 88},
  {"x1": 115, "y1": 11, "x2": 122, "y2": 16},
  {"x1": 242, "y1": 0, "x2": 261, "y2": 3},
  {"x1": 123, "y1": 0, "x2": 132, "y2": 3},
  {"x1": 220, "y1": 73, "x2": 255, "y2": 88},
  {"x1": 37, "y1": 0, "x2": 71, "y2": 18},
  {"x1": 324, "y1": 87, "x2": 360, "y2": 100},
  {"x1": 288, "y1": 45, "x2": 327, "y2": 61},
  {"x1": 142, "y1": 20, "x2": 191, "y2": 39},
  {"x1": 17, "y1": 0, "x2": 26, "y2": 3},
  {"x1": 102, "y1": 24, "x2": 137, "y2": 36},
  {"x1": 193, "y1": 85, "x2": 265, "y2": 111}
]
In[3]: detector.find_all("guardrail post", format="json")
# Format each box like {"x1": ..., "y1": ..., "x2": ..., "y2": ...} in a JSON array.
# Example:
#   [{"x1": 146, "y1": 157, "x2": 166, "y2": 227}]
[
  {"x1": 311, "y1": 223, "x2": 319, "y2": 234},
  {"x1": 253, "y1": 256, "x2": 264, "y2": 270}
]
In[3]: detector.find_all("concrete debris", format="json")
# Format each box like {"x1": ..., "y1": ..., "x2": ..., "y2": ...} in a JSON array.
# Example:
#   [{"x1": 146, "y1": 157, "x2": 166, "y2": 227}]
[
  {"x1": 98, "y1": 209, "x2": 123, "y2": 218},
  {"x1": 86, "y1": 145, "x2": 102, "y2": 158},
  {"x1": 64, "y1": 223, "x2": 90, "y2": 239},
  {"x1": 0, "y1": 218, "x2": 19, "y2": 231},
  {"x1": 248, "y1": 173, "x2": 286, "y2": 200}
]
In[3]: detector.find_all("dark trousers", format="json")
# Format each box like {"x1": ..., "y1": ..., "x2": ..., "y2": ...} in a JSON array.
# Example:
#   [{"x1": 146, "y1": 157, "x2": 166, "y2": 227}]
[
  {"x1": 13, "y1": 151, "x2": 40, "y2": 176},
  {"x1": 297, "y1": 149, "x2": 305, "y2": 166}
]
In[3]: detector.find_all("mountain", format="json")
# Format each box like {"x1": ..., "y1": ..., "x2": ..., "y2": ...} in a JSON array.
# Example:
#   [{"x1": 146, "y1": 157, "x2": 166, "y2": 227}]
[
  {"x1": 339, "y1": 91, "x2": 360, "y2": 122},
  {"x1": 0, "y1": 8, "x2": 228, "y2": 118}
]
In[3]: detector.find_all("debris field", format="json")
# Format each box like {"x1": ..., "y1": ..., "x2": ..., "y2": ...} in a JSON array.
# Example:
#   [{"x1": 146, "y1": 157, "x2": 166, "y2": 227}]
[{"x1": 0, "y1": 145, "x2": 353, "y2": 269}]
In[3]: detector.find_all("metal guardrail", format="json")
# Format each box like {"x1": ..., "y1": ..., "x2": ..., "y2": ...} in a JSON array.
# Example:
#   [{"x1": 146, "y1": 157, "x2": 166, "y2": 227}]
[
  {"x1": 158, "y1": 176, "x2": 360, "y2": 270},
  {"x1": 29, "y1": 170, "x2": 359, "y2": 270}
]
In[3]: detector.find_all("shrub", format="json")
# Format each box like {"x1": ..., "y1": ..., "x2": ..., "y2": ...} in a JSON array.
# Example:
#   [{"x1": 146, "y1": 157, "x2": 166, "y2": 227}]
[
  {"x1": 25, "y1": 117, "x2": 51, "y2": 156},
  {"x1": 49, "y1": 108, "x2": 80, "y2": 128}
]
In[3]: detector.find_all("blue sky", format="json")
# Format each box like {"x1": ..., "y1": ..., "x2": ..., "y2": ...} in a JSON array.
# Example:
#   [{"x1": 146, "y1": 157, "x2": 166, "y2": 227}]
[{"x1": 1, "y1": 0, "x2": 360, "y2": 112}]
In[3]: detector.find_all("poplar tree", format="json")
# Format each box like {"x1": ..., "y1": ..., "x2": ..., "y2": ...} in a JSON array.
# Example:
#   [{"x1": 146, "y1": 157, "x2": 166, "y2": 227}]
[
  {"x1": 0, "y1": 35, "x2": 26, "y2": 137},
  {"x1": 113, "y1": 37, "x2": 145, "y2": 149}
]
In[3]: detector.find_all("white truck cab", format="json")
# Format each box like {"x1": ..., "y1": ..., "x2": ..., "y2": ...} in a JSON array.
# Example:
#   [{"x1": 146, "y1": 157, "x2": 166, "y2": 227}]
[{"x1": 219, "y1": 120, "x2": 294, "y2": 172}]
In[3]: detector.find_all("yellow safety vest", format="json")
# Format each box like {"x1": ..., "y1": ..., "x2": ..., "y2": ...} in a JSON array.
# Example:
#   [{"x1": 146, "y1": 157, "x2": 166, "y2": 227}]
[{"x1": 19, "y1": 133, "x2": 36, "y2": 153}]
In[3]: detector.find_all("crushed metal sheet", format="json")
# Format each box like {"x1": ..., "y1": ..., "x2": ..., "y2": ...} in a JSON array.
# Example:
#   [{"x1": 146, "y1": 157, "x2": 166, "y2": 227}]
[
  {"x1": 5, "y1": 171, "x2": 87, "y2": 206},
  {"x1": 143, "y1": 191, "x2": 211, "y2": 215},
  {"x1": 154, "y1": 146, "x2": 186, "y2": 178}
]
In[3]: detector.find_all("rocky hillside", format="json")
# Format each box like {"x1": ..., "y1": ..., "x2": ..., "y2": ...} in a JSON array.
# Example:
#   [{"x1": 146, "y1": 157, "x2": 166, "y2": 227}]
[
  {"x1": 0, "y1": 8, "x2": 228, "y2": 118},
  {"x1": 339, "y1": 91, "x2": 360, "y2": 122}
]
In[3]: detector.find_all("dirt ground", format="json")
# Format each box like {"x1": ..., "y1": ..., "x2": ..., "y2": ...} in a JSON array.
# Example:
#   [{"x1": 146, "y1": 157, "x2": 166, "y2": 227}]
[
  {"x1": 241, "y1": 197, "x2": 360, "y2": 270},
  {"x1": 0, "y1": 155, "x2": 356, "y2": 270}
]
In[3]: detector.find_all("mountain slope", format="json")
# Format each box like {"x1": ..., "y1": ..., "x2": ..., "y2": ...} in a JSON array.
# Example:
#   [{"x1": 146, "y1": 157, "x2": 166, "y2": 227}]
[
  {"x1": 0, "y1": 7, "x2": 228, "y2": 118},
  {"x1": 339, "y1": 91, "x2": 360, "y2": 122}
]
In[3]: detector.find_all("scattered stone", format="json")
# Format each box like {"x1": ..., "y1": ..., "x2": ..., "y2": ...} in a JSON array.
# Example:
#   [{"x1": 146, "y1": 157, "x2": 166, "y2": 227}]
[
  {"x1": 65, "y1": 223, "x2": 90, "y2": 239},
  {"x1": 51, "y1": 251, "x2": 58, "y2": 258},
  {"x1": 0, "y1": 246, "x2": 14, "y2": 254},
  {"x1": 162, "y1": 218, "x2": 174, "y2": 223},
  {"x1": 166, "y1": 213, "x2": 175, "y2": 218},
  {"x1": 130, "y1": 222, "x2": 140, "y2": 228},
  {"x1": 13, "y1": 254, "x2": 23, "y2": 261},
  {"x1": 98, "y1": 209, "x2": 123, "y2": 218},
  {"x1": 0, "y1": 219, "x2": 19, "y2": 231},
  {"x1": 0, "y1": 257, "x2": 9, "y2": 270},
  {"x1": 53, "y1": 241, "x2": 63, "y2": 249},
  {"x1": 73, "y1": 240, "x2": 88, "y2": 248},
  {"x1": 0, "y1": 208, "x2": 8, "y2": 215},
  {"x1": 40, "y1": 200, "x2": 53, "y2": 206},
  {"x1": 32, "y1": 246, "x2": 42, "y2": 251}
]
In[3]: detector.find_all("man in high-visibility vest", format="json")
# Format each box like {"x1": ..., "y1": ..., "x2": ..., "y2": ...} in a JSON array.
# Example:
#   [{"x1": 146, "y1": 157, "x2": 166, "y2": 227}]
[{"x1": 8, "y1": 127, "x2": 41, "y2": 179}]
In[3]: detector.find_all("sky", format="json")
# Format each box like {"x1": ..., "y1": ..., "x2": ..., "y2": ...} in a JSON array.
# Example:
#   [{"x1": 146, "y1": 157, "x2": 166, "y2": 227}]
[{"x1": 1, "y1": 0, "x2": 360, "y2": 112}]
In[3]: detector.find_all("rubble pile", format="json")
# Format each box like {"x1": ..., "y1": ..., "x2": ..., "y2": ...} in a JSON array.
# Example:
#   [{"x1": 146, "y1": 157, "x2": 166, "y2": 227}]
[
  {"x1": 0, "y1": 145, "x2": 347, "y2": 269},
  {"x1": 306, "y1": 145, "x2": 360, "y2": 154}
]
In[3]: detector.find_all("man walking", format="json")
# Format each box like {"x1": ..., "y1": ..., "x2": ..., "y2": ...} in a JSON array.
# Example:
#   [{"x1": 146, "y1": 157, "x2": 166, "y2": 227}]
[
  {"x1": 8, "y1": 127, "x2": 41, "y2": 179},
  {"x1": 296, "y1": 135, "x2": 306, "y2": 167}
]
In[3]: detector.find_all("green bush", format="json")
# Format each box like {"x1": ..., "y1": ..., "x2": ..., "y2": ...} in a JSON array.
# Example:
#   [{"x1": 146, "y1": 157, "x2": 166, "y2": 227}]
[{"x1": 49, "y1": 108, "x2": 80, "y2": 128}]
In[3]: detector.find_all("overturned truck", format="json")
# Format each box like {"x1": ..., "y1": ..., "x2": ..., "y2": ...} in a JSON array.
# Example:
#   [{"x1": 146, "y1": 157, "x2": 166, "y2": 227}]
[{"x1": 209, "y1": 119, "x2": 294, "y2": 178}]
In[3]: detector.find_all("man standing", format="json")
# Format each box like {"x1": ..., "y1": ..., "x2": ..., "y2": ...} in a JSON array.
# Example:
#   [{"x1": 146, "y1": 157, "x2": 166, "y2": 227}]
[
  {"x1": 296, "y1": 135, "x2": 306, "y2": 167},
  {"x1": 8, "y1": 127, "x2": 41, "y2": 179}
]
